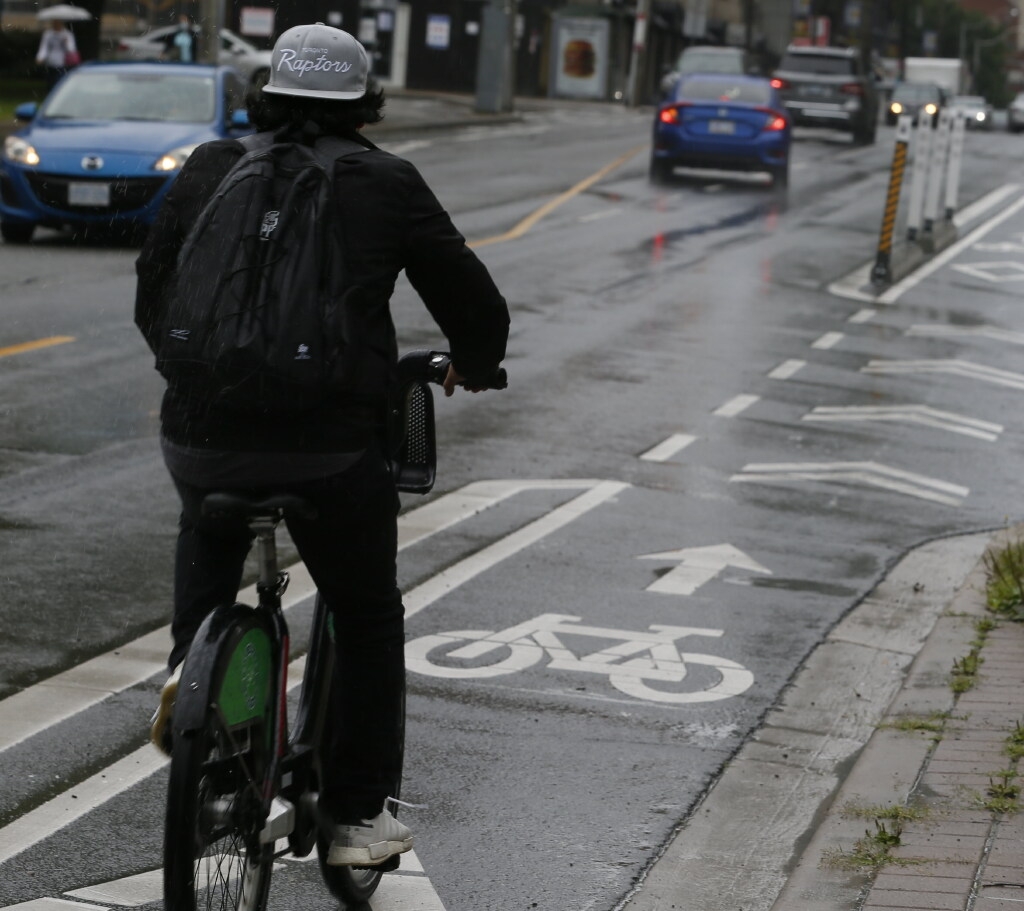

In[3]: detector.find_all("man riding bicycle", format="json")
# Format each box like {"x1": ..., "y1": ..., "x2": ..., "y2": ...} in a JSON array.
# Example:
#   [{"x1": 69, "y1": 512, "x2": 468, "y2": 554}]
[{"x1": 134, "y1": 22, "x2": 510, "y2": 867}]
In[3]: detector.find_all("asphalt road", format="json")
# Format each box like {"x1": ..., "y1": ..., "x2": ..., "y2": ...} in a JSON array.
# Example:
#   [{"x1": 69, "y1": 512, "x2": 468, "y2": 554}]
[{"x1": 2, "y1": 107, "x2": 1024, "y2": 911}]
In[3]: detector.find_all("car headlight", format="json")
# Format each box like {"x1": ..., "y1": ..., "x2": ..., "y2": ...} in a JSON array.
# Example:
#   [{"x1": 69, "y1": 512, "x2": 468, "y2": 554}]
[
  {"x1": 890, "y1": 102, "x2": 903, "y2": 114},
  {"x1": 976, "y1": 112, "x2": 986, "y2": 121},
  {"x1": 924, "y1": 103, "x2": 938, "y2": 115},
  {"x1": 4, "y1": 136, "x2": 40, "y2": 166},
  {"x1": 153, "y1": 143, "x2": 200, "y2": 172}
]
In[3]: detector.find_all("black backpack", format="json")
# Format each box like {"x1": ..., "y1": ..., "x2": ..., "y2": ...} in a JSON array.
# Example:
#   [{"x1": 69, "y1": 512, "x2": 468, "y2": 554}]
[{"x1": 156, "y1": 133, "x2": 368, "y2": 414}]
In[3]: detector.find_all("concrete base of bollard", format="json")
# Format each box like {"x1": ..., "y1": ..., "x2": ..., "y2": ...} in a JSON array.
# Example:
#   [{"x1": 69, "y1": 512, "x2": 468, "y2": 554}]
[{"x1": 871, "y1": 221, "x2": 957, "y2": 291}]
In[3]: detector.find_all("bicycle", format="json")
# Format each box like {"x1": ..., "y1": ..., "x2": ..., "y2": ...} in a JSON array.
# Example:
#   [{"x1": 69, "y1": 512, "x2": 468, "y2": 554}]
[{"x1": 161, "y1": 350, "x2": 505, "y2": 911}]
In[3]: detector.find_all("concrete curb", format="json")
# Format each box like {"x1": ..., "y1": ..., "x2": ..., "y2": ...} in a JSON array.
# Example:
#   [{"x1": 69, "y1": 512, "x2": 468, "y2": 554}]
[{"x1": 619, "y1": 530, "x2": 999, "y2": 911}]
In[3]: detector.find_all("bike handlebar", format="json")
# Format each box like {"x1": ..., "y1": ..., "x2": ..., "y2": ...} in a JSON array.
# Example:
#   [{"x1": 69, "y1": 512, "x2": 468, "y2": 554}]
[{"x1": 398, "y1": 350, "x2": 508, "y2": 391}]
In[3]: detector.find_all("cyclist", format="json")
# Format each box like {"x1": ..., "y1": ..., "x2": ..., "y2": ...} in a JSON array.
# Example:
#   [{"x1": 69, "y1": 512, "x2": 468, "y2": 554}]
[{"x1": 134, "y1": 23, "x2": 510, "y2": 867}]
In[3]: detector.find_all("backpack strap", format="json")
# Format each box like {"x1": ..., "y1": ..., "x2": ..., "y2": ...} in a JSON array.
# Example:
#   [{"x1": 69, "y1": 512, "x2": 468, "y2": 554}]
[{"x1": 311, "y1": 135, "x2": 371, "y2": 173}]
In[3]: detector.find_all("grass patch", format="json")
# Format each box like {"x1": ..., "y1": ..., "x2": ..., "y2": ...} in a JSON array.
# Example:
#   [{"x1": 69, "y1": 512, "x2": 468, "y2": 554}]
[
  {"x1": 984, "y1": 769, "x2": 1021, "y2": 813},
  {"x1": 1006, "y1": 721, "x2": 1024, "y2": 762},
  {"x1": 881, "y1": 712, "x2": 950, "y2": 737},
  {"x1": 951, "y1": 650, "x2": 982, "y2": 694},
  {"x1": 821, "y1": 820, "x2": 912, "y2": 871},
  {"x1": 984, "y1": 540, "x2": 1024, "y2": 619},
  {"x1": 842, "y1": 802, "x2": 929, "y2": 823}
]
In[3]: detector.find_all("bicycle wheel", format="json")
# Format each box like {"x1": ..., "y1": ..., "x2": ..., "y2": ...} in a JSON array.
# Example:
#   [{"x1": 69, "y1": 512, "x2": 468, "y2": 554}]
[{"x1": 164, "y1": 616, "x2": 276, "y2": 911}]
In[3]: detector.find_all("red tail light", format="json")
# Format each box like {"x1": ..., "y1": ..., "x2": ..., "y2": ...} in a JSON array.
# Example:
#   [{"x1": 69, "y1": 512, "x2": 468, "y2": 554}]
[
  {"x1": 770, "y1": 77, "x2": 788, "y2": 90},
  {"x1": 756, "y1": 108, "x2": 789, "y2": 131},
  {"x1": 659, "y1": 104, "x2": 687, "y2": 124},
  {"x1": 841, "y1": 82, "x2": 864, "y2": 96}
]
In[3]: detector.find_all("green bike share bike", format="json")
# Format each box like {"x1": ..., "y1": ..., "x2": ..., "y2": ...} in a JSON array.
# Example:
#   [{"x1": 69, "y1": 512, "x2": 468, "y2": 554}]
[{"x1": 161, "y1": 351, "x2": 506, "y2": 910}]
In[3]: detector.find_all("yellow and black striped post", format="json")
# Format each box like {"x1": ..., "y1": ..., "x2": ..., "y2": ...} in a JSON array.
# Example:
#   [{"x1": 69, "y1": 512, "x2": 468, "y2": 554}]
[{"x1": 871, "y1": 115, "x2": 913, "y2": 286}]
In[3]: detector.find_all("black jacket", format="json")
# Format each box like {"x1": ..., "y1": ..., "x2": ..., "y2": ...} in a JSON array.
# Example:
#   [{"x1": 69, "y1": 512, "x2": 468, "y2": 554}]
[{"x1": 135, "y1": 130, "x2": 510, "y2": 453}]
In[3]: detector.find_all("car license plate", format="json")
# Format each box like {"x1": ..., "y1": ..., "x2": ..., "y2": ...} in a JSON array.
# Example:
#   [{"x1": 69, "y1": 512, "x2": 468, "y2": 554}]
[
  {"x1": 709, "y1": 120, "x2": 735, "y2": 134},
  {"x1": 68, "y1": 182, "x2": 110, "y2": 207},
  {"x1": 800, "y1": 84, "x2": 828, "y2": 97}
]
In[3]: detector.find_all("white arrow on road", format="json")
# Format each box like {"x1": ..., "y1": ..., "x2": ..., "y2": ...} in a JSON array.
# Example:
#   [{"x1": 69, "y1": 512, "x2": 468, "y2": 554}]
[{"x1": 638, "y1": 545, "x2": 772, "y2": 596}]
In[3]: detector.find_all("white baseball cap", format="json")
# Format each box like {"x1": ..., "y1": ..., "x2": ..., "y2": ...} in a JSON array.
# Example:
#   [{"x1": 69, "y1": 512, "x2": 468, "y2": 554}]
[{"x1": 263, "y1": 23, "x2": 369, "y2": 100}]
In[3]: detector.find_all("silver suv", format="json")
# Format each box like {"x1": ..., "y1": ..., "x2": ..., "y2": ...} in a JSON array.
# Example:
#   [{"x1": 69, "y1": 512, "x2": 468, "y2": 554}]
[{"x1": 771, "y1": 46, "x2": 879, "y2": 144}]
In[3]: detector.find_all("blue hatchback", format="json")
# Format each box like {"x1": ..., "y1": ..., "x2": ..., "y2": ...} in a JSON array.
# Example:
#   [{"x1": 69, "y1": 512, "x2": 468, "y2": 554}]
[
  {"x1": 651, "y1": 74, "x2": 792, "y2": 187},
  {"x1": 0, "y1": 62, "x2": 252, "y2": 243}
]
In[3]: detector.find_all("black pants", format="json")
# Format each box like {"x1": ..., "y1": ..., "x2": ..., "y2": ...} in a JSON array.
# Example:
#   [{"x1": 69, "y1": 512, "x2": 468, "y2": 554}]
[{"x1": 168, "y1": 448, "x2": 405, "y2": 821}]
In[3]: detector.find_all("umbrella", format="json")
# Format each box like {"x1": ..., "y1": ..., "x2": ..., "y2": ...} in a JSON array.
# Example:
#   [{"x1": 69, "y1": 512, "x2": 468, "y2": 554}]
[{"x1": 37, "y1": 4, "x2": 93, "y2": 21}]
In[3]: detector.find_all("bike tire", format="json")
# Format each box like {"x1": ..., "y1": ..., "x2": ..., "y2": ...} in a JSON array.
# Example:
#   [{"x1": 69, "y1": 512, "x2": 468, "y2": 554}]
[{"x1": 164, "y1": 615, "x2": 276, "y2": 911}]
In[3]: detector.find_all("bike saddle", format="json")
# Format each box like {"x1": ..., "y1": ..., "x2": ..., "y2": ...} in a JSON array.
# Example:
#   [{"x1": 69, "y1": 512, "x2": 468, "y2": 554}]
[{"x1": 200, "y1": 492, "x2": 318, "y2": 521}]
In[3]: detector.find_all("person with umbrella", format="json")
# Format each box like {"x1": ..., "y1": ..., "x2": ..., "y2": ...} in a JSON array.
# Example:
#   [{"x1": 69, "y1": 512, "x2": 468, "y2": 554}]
[{"x1": 36, "y1": 5, "x2": 88, "y2": 89}]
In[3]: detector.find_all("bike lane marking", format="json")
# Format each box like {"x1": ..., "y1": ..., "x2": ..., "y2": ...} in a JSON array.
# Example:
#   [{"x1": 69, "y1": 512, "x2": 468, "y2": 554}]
[
  {"x1": 0, "y1": 479, "x2": 615, "y2": 758},
  {"x1": 0, "y1": 850, "x2": 444, "y2": 911},
  {"x1": 0, "y1": 479, "x2": 627, "y2": 868}
]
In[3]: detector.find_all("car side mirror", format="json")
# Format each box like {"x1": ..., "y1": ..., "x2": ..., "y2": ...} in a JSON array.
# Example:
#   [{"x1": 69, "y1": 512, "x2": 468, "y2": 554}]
[{"x1": 14, "y1": 102, "x2": 38, "y2": 122}]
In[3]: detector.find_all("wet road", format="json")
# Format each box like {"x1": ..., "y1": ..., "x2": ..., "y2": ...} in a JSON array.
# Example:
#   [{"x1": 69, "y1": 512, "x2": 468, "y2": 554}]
[{"x1": 2, "y1": 106, "x2": 1024, "y2": 911}]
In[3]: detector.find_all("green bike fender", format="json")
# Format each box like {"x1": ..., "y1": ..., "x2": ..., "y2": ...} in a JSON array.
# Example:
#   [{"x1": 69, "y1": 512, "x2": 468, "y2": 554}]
[{"x1": 173, "y1": 603, "x2": 276, "y2": 735}]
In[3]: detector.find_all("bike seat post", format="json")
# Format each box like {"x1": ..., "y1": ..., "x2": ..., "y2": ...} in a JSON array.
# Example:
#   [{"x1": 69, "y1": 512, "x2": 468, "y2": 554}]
[{"x1": 251, "y1": 517, "x2": 280, "y2": 593}]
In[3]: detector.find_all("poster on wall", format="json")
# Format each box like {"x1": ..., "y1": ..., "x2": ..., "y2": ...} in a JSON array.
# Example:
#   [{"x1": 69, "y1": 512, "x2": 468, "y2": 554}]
[
  {"x1": 426, "y1": 14, "x2": 451, "y2": 49},
  {"x1": 240, "y1": 6, "x2": 275, "y2": 37},
  {"x1": 550, "y1": 17, "x2": 609, "y2": 100}
]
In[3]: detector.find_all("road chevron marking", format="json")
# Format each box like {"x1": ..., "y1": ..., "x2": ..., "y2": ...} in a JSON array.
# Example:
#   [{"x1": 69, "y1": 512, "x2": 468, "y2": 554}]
[
  {"x1": 861, "y1": 358, "x2": 1024, "y2": 390},
  {"x1": 802, "y1": 405, "x2": 1003, "y2": 441},
  {"x1": 906, "y1": 324, "x2": 1024, "y2": 346},
  {"x1": 730, "y1": 461, "x2": 969, "y2": 506}
]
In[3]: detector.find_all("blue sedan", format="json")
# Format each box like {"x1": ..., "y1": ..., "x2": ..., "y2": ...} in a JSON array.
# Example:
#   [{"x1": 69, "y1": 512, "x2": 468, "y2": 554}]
[
  {"x1": 0, "y1": 62, "x2": 252, "y2": 243},
  {"x1": 651, "y1": 74, "x2": 792, "y2": 187}
]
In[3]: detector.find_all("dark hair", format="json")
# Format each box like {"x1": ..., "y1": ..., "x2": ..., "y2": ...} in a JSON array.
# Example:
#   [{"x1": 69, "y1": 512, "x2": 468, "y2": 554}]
[{"x1": 246, "y1": 79, "x2": 386, "y2": 136}]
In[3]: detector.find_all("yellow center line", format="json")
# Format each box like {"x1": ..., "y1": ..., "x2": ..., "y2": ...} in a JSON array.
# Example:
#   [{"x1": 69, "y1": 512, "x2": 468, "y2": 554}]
[
  {"x1": 469, "y1": 144, "x2": 647, "y2": 249},
  {"x1": 0, "y1": 335, "x2": 76, "y2": 359}
]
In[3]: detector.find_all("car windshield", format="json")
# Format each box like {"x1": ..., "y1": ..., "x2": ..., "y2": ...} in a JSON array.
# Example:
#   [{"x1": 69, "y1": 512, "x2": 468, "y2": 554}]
[
  {"x1": 42, "y1": 71, "x2": 216, "y2": 123},
  {"x1": 677, "y1": 77, "x2": 771, "y2": 104},
  {"x1": 677, "y1": 49, "x2": 744, "y2": 74},
  {"x1": 778, "y1": 53, "x2": 853, "y2": 75},
  {"x1": 954, "y1": 96, "x2": 984, "y2": 107},
  {"x1": 892, "y1": 83, "x2": 940, "y2": 101}
]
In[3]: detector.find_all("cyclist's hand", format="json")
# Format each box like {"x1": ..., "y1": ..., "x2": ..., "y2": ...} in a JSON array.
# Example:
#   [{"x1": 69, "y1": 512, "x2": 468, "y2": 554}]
[
  {"x1": 442, "y1": 364, "x2": 463, "y2": 397},
  {"x1": 442, "y1": 362, "x2": 505, "y2": 396}
]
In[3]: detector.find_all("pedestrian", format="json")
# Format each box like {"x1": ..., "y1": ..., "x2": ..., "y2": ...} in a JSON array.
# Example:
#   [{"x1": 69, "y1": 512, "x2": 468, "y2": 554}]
[
  {"x1": 134, "y1": 23, "x2": 509, "y2": 868},
  {"x1": 35, "y1": 19, "x2": 78, "y2": 90},
  {"x1": 170, "y1": 13, "x2": 197, "y2": 63}
]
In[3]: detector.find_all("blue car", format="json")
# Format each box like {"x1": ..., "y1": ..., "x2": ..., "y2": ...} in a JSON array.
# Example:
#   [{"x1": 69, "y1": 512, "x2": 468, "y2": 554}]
[
  {"x1": 651, "y1": 74, "x2": 792, "y2": 187},
  {"x1": 0, "y1": 62, "x2": 252, "y2": 243}
]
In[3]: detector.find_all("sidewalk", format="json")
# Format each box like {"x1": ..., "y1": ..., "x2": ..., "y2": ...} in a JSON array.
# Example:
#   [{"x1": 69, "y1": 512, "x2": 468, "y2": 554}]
[{"x1": 625, "y1": 527, "x2": 1024, "y2": 911}]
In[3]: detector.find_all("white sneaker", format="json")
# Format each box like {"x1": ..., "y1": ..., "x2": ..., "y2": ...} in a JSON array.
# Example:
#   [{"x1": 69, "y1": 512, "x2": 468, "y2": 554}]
[
  {"x1": 326, "y1": 808, "x2": 414, "y2": 866},
  {"x1": 150, "y1": 665, "x2": 180, "y2": 757}
]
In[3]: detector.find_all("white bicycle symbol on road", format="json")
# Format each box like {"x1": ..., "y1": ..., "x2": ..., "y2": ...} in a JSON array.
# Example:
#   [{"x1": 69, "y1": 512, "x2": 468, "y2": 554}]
[{"x1": 406, "y1": 613, "x2": 753, "y2": 704}]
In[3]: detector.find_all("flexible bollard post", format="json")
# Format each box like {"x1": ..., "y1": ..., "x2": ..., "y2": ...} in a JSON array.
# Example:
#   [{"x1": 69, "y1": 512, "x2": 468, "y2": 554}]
[
  {"x1": 871, "y1": 114, "x2": 913, "y2": 287},
  {"x1": 905, "y1": 109, "x2": 933, "y2": 243},
  {"x1": 944, "y1": 108, "x2": 966, "y2": 220},
  {"x1": 921, "y1": 107, "x2": 953, "y2": 250}
]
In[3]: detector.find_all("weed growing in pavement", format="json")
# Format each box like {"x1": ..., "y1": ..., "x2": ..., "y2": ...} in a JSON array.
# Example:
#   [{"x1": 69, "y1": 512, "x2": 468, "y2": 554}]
[
  {"x1": 1006, "y1": 721, "x2": 1024, "y2": 762},
  {"x1": 880, "y1": 712, "x2": 950, "y2": 739},
  {"x1": 984, "y1": 769, "x2": 1021, "y2": 813},
  {"x1": 841, "y1": 801, "x2": 929, "y2": 823},
  {"x1": 984, "y1": 540, "x2": 1024, "y2": 619},
  {"x1": 951, "y1": 650, "x2": 983, "y2": 694},
  {"x1": 821, "y1": 820, "x2": 916, "y2": 871}
]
